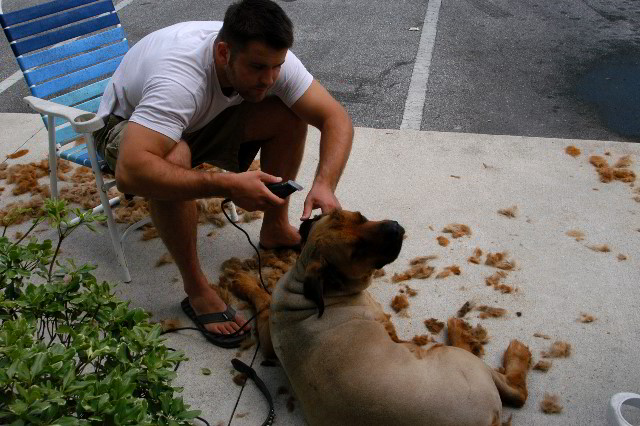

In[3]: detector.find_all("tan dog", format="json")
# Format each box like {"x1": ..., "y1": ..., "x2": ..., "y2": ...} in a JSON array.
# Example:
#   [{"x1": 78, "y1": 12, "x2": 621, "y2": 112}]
[{"x1": 234, "y1": 210, "x2": 531, "y2": 425}]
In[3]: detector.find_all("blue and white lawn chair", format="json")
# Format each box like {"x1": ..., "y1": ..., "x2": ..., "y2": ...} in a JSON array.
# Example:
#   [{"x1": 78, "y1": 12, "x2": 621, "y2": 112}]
[
  {"x1": 0, "y1": 0, "x2": 136, "y2": 281},
  {"x1": 1, "y1": 0, "x2": 241, "y2": 282},
  {"x1": 1, "y1": 0, "x2": 238, "y2": 283}
]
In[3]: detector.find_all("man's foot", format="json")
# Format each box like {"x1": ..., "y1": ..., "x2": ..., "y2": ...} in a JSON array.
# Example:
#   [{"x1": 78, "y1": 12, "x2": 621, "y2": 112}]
[
  {"x1": 259, "y1": 222, "x2": 301, "y2": 250},
  {"x1": 187, "y1": 287, "x2": 250, "y2": 335}
]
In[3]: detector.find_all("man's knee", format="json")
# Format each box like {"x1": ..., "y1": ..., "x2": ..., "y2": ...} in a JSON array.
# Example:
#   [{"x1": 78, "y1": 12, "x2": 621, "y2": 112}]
[{"x1": 165, "y1": 141, "x2": 192, "y2": 169}]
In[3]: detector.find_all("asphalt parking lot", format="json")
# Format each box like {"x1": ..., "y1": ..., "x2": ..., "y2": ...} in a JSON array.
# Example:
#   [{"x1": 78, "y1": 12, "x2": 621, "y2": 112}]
[{"x1": 1, "y1": 0, "x2": 639, "y2": 141}]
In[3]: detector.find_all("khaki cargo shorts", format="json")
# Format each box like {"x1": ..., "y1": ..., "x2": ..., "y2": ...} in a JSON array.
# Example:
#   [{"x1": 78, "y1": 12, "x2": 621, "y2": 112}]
[{"x1": 93, "y1": 103, "x2": 261, "y2": 173}]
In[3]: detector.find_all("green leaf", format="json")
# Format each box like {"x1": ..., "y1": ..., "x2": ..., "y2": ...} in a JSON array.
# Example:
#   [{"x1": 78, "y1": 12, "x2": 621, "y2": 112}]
[
  {"x1": 62, "y1": 368, "x2": 75, "y2": 391},
  {"x1": 29, "y1": 352, "x2": 47, "y2": 379},
  {"x1": 51, "y1": 416, "x2": 82, "y2": 426},
  {"x1": 8, "y1": 400, "x2": 28, "y2": 416},
  {"x1": 201, "y1": 368, "x2": 211, "y2": 376}
]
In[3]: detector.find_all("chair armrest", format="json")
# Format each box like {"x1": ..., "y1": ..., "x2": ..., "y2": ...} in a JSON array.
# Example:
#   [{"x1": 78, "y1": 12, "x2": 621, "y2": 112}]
[{"x1": 24, "y1": 95, "x2": 105, "y2": 133}]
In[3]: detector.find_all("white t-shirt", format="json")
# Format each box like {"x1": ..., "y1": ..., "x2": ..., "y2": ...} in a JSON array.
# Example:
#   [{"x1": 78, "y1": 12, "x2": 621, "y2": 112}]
[{"x1": 97, "y1": 21, "x2": 313, "y2": 142}]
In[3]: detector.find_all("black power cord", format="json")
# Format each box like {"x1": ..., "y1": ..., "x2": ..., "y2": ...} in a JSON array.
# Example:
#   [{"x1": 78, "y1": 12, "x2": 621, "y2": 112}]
[{"x1": 221, "y1": 198, "x2": 271, "y2": 295}]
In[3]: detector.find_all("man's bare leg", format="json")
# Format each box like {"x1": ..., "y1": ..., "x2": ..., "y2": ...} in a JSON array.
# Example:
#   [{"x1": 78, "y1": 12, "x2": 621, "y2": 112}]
[
  {"x1": 150, "y1": 141, "x2": 248, "y2": 335},
  {"x1": 242, "y1": 97, "x2": 308, "y2": 248}
]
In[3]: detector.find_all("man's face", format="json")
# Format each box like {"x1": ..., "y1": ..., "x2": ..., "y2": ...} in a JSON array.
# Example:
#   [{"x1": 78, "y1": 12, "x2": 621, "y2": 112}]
[{"x1": 224, "y1": 41, "x2": 288, "y2": 102}]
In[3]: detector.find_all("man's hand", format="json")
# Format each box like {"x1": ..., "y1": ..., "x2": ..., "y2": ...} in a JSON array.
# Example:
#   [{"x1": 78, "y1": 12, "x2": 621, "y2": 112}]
[
  {"x1": 229, "y1": 171, "x2": 286, "y2": 212},
  {"x1": 301, "y1": 181, "x2": 341, "y2": 220}
]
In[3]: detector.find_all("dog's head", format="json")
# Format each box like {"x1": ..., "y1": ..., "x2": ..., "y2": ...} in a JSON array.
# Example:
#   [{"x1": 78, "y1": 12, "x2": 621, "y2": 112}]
[{"x1": 297, "y1": 209, "x2": 405, "y2": 317}]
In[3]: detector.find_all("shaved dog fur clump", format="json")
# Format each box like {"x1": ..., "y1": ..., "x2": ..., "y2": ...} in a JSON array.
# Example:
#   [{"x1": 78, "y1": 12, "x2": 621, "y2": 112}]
[
  {"x1": 540, "y1": 393, "x2": 563, "y2": 414},
  {"x1": 542, "y1": 341, "x2": 572, "y2": 358},
  {"x1": 565, "y1": 145, "x2": 581, "y2": 157},
  {"x1": 443, "y1": 223, "x2": 472, "y2": 238},
  {"x1": 424, "y1": 318, "x2": 445, "y2": 334}
]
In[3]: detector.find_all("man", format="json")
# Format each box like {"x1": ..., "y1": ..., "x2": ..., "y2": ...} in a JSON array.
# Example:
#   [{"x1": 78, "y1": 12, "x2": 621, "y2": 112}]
[{"x1": 94, "y1": 0, "x2": 353, "y2": 348}]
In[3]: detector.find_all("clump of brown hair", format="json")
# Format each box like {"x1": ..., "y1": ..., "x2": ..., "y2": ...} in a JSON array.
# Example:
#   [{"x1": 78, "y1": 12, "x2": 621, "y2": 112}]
[
  {"x1": 485, "y1": 270, "x2": 514, "y2": 293},
  {"x1": 141, "y1": 226, "x2": 159, "y2": 241},
  {"x1": 485, "y1": 252, "x2": 516, "y2": 270},
  {"x1": 566, "y1": 230, "x2": 585, "y2": 241},
  {"x1": 412, "y1": 335, "x2": 432, "y2": 346},
  {"x1": 533, "y1": 333, "x2": 551, "y2": 340},
  {"x1": 540, "y1": 393, "x2": 563, "y2": 414},
  {"x1": 457, "y1": 301, "x2": 475, "y2": 318},
  {"x1": 0, "y1": 196, "x2": 47, "y2": 226},
  {"x1": 6, "y1": 149, "x2": 29, "y2": 159},
  {"x1": 410, "y1": 255, "x2": 438, "y2": 265},
  {"x1": 542, "y1": 341, "x2": 571, "y2": 358},
  {"x1": 404, "y1": 285, "x2": 418, "y2": 297},
  {"x1": 468, "y1": 248, "x2": 483, "y2": 264},
  {"x1": 443, "y1": 224, "x2": 472, "y2": 238},
  {"x1": 392, "y1": 256, "x2": 437, "y2": 282},
  {"x1": 424, "y1": 318, "x2": 445, "y2": 334},
  {"x1": 498, "y1": 205, "x2": 518, "y2": 218},
  {"x1": 436, "y1": 265, "x2": 461, "y2": 279},
  {"x1": 565, "y1": 146, "x2": 581, "y2": 157},
  {"x1": 233, "y1": 373, "x2": 248, "y2": 386},
  {"x1": 436, "y1": 236, "x2": 450, "y2": 246},
  {"x1": 155, "y1": 253, "x2": 174, "y2": 267},
  {"x1": 615, "y1": 155, "x2": 633, "y2": 168},
  {"x1": 533, "y1": 360, "x2": 552, "y2": 372},
  {"x1": 476, "y1": 305, "x2": 507, "y2": 319},
  {"x1": 391, "y1": 294, "x2": 409, "y2": 313},
  {"x1": 587, "y1": 244, "x2": 610, "y2": 253},
  {"x1": 159, "y1": 318, "x2": 181, "y2": 332},
  {"x1": 447, "y1": 318, "x2": 489, "y2": 357},
  {"x1": 579, "y1": 313, "x2": 595, "y2": 323},
  {"x1": 589, "y1": 155, "x2": 636, "y2": 183},
  {"x1": 242, "y1": 211, "x2": 263, "y2": 223}
]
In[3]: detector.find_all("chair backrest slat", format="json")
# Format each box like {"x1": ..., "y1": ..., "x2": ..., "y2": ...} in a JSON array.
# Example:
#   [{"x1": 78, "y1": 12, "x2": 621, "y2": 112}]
[
  {"x1": 4, "y1": 1, "x2": 115, "y2": 42},
  {"x1": 11, "y1": 13, "x2": 119, "y2": 56},
  {"x1": 18, "y1": 27, "x2": 125, "y2": 70},
  {"x1": 32, "y1": 54, "x2": 123, "y2": 98},
  {"x1": 0, "y1": 0, "x2": 99, "y2": 28},
  {"x1": 26, "y1": 40, "x2": 127, "y2": 86},
  {"x1": 55, "y1": 124, "x2": 81, "y2": 145},
  {"x1": 50, "y1": 77, "x2": 110, "y2": 107}
]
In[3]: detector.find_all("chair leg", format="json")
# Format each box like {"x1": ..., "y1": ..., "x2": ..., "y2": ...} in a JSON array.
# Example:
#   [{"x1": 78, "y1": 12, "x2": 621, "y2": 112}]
[
  {"x1": 85, "y1": 133, "x2": 131, "y2": 283},
  {"x1": 47, "y1": 114, "x2": 59, "y2": 199}
]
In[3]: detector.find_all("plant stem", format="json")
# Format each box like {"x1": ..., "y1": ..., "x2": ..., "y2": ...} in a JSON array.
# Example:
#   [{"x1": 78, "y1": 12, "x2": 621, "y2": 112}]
[
  {"x1": 13, "y1": 217, "x2": 44, "y2": 247},
  {"x1": 48, "y1": 236, "x2": 65, "y2": 283}
]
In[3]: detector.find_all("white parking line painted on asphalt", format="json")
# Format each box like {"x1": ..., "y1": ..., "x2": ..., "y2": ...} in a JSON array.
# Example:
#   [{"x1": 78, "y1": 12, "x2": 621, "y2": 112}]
[
  {"x1": 400, "y1": 0, "x2": 442, "y2": 130},
  {"x1": 0, "y1": 0, "x2": 135, "y2": 96}
]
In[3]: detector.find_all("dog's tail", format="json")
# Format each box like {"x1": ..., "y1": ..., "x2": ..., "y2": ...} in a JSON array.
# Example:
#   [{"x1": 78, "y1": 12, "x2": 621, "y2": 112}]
[{"x1": 229, "y1": 271, "x2": 275, "y2": 358}]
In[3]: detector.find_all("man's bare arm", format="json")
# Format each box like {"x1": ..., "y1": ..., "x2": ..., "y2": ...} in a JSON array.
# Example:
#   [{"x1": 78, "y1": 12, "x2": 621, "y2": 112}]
[
  {"x1": 292, "y1": 80, "x2": 353, "y2": 218},
  {"x1": 292, "y1": 80, "x2": 353, "y2": 190},
  {"x1": 115, "y1": 122, "x2": 284, "y2": 209}
]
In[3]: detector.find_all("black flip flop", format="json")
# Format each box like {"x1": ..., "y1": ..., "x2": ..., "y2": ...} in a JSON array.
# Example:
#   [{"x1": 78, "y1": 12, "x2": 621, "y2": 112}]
[{"x1": 181, "y1": 297, "x2": 248, "y2": 348}]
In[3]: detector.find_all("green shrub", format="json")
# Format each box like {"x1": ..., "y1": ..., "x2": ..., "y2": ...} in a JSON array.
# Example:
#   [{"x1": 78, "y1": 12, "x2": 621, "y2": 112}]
[{"x1": 0, "y1": 199, "x2": 200, "y2": 425}]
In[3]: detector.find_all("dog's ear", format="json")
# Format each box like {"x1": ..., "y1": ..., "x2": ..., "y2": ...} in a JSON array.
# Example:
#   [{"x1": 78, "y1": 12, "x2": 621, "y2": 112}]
[
  {"x1": 303, "y1": 259, "x2": 326, "y2": 318},
  {"x1": 299, "y1": 214, "x2": 325, "y2": 246}
]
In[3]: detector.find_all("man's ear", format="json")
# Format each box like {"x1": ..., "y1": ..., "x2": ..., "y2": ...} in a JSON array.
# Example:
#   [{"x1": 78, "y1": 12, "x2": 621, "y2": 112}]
[
  {"x1": 216, "y1": 41, "x2": 231, "y2": 65},
  {"x1": 303, "y1": 259, "x2": 326, "y2": 318},
  {"x1": 299, "y1": 214, "x2": 325, "y2": 246}
]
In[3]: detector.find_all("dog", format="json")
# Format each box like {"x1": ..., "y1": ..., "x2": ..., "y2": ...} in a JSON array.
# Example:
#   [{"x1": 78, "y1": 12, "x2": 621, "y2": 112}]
[{"x1": 232, "y1": 209, "x2": 531, "y2": 426}]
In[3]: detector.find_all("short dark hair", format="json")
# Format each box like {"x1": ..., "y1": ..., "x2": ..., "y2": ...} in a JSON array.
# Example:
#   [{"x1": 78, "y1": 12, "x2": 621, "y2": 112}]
[{"x1": 219, "y1": 0, "x2": 294, "y2": 52}]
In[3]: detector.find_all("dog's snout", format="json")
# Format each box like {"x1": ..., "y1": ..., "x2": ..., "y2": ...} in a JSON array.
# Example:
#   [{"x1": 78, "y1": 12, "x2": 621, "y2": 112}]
[{"x1": 381, "y1": 221, "x2": 405, "y2": 238}]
